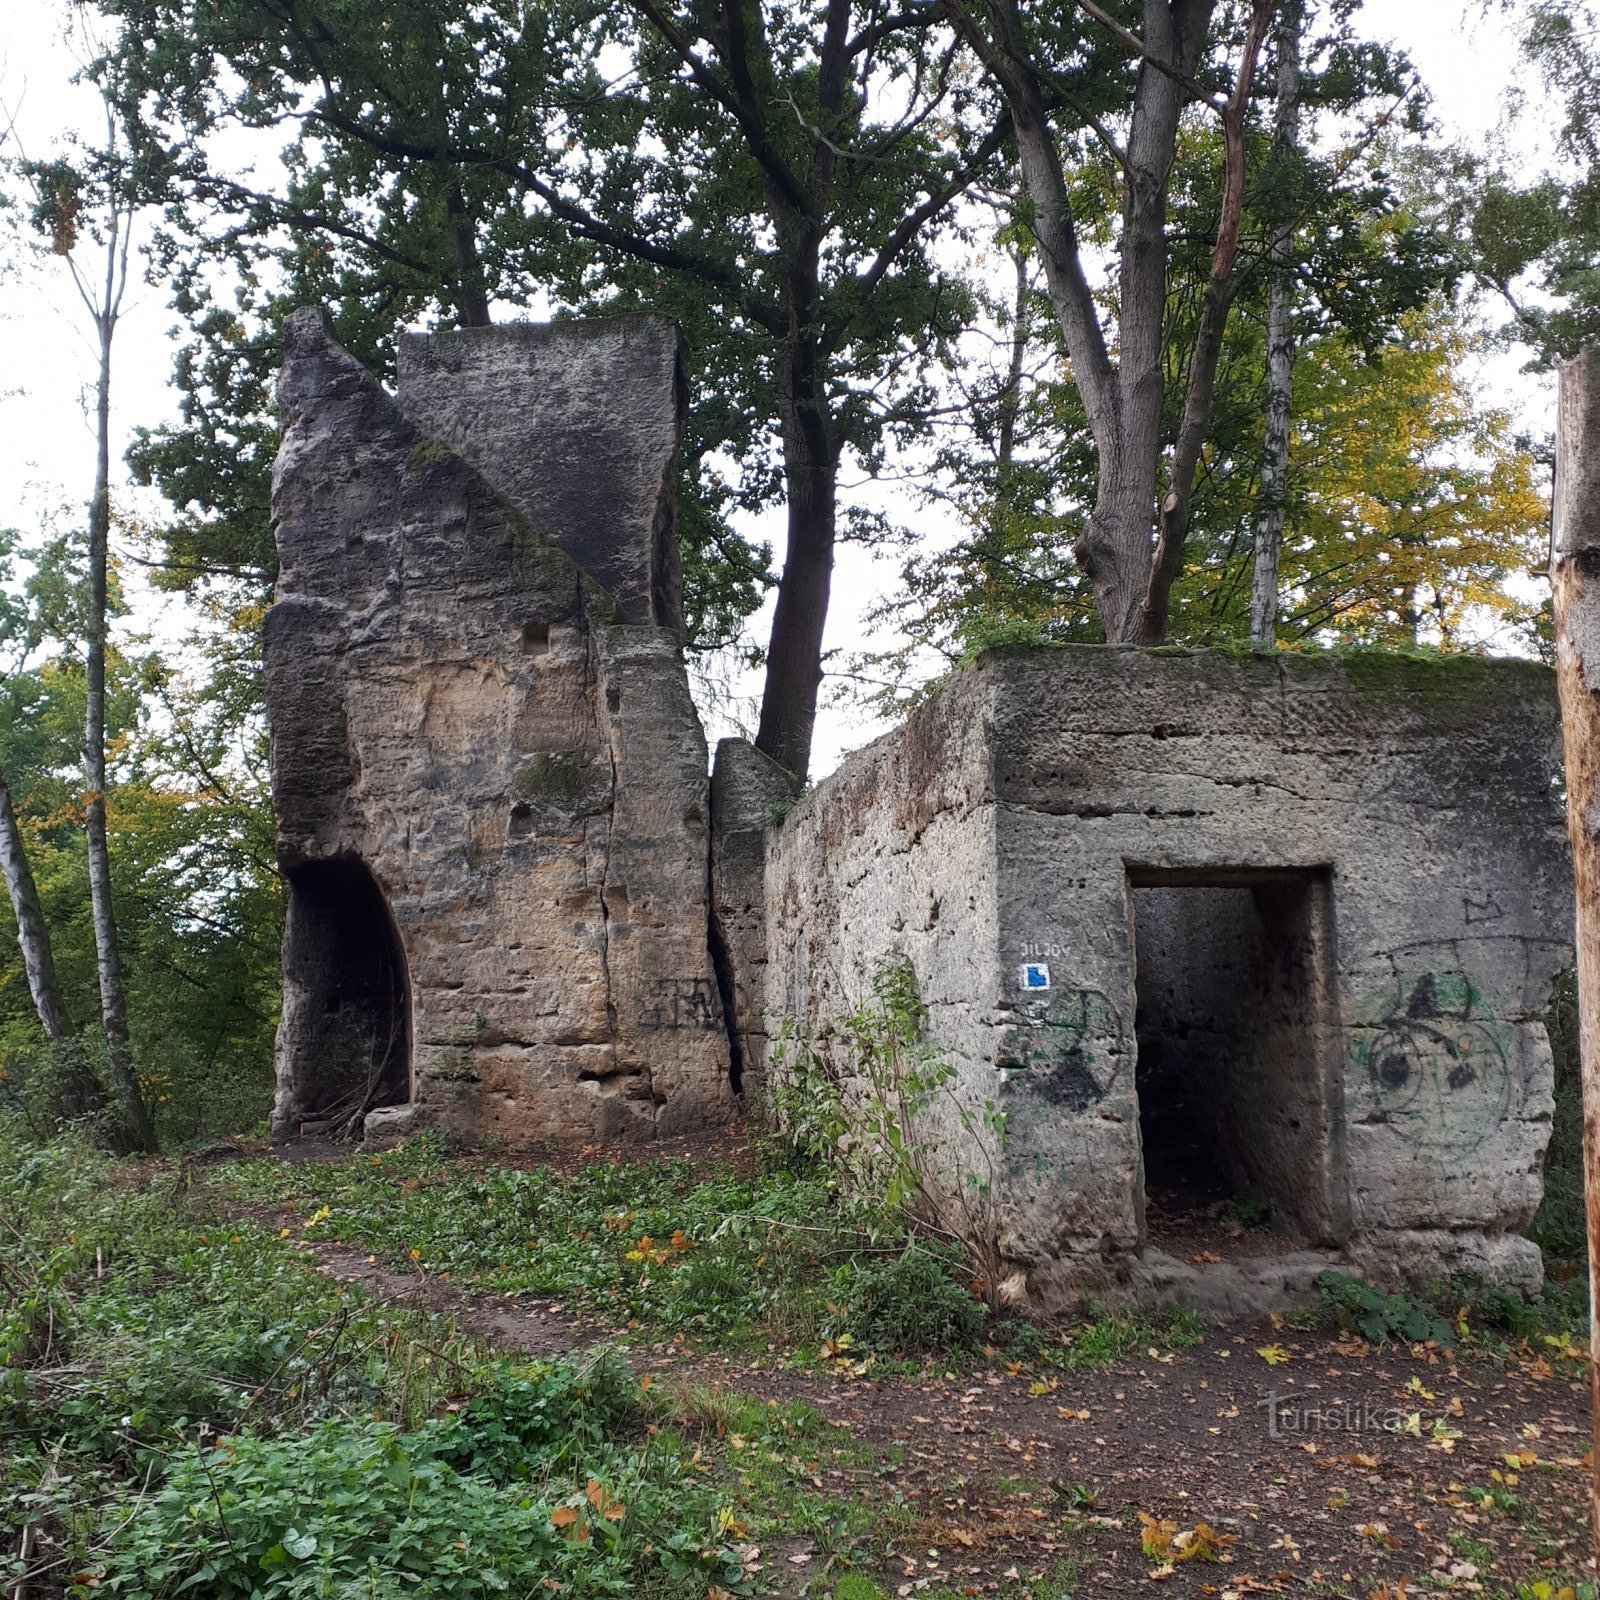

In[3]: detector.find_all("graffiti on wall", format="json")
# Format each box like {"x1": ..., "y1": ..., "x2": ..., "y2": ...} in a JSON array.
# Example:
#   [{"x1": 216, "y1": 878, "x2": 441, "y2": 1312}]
[
  {"x1": 1348, "y1": 964, "x2": 1514, "y2": 1154},
  {"x1": 998, "y1": 987, "x2": 1131, "y2": 1113},
  {"x1": 641, "y1": 977, "x2": 722, "y2": 1031}
]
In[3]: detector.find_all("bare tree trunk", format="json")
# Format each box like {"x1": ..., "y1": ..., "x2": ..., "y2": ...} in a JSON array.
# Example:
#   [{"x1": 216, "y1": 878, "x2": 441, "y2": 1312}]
[
  {"x1": 86, "y1": 273, "x2": 156, "y2": 1154},
  {"x1": 0, "y1": 769, "x2": 70, "y2": 1043},
  {"x1": 446, "y1": 181, "x2": 491, "y2": 328},
  {"x1": 1249, "y1": 0, "x2": 1302, "y2": 650},
  {"x1": 1139, "y1": 0, "x2": 1275, "y2": 643},
  {"x1": 1549, "y1": 343, "x2": 1600, "y2": 1562}
]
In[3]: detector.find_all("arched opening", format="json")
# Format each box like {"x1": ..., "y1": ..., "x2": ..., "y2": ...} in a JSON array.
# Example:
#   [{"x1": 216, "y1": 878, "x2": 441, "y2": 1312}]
[{"x1": 280, "y1": 857, "x2": 410, "y2": 1137}]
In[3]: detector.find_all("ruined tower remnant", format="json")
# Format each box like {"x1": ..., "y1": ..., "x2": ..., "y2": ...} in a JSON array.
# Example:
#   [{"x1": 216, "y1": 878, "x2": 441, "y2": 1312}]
[{"x1": 266, "y1": 309, "x2": 735, "y2": 1143}]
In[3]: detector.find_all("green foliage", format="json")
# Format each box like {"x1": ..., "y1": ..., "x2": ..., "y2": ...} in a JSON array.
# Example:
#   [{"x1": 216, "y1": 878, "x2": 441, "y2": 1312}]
[
  {"x1": 1316, "y1": 1271, "x2": 1456, "y2": 1347},
  {"x1": 1222, "y1": 1196, "x2": 1271, "y2": 1231},
  {"x1": 834, "y1": 1242, "x2": 983, "y2": 1356},
  {"x1": 1425, "y1": 1, "x2": 1600, "y2": 366},
  {"x1": 771, "y1": 954, "x2": 1010, "y2": 1304},
  {"x1": 0, "y1": 1122, "x2": 773, "y2": 1597},
  {"x1": 107, "y1": 1408, "x2": 646, "y2": 1600},
  {"x1": 1046, "y1": 1307, "x2": 1203, "y2": 1373},
  {"x1": 211, "y1": 1131, "x2": 944, "y2": 1354},
  {"x1": 0, "y1": 526, "x2": 279, "y2": 1147}
]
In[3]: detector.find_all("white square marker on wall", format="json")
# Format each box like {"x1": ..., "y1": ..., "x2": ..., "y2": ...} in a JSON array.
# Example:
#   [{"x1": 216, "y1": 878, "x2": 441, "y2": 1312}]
[{"x1": 1020, "y1": 962, "x2": 1050, "y2": 992}]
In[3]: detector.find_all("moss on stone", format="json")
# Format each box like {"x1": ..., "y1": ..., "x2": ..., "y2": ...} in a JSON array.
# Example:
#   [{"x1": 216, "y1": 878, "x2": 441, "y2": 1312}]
[
  {"x1": 1299, "y1": 647, "x2": 1553, "y2": 730},
  {"x1": 514, "y1": 751, "x2": 591, "y2": 800},
  {"x1": 408, "y1": 437, "x2": 458, "y2": 471}
]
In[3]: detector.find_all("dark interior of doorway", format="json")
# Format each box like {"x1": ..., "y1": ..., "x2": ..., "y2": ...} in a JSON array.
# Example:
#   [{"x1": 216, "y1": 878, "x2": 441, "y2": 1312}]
[
  {"x1": 1130, "y1": 869, "x2": 1343, "y2": 1259},
  {"x1": 281, "y1": 856, "x2": 410, "y2": 1137}
]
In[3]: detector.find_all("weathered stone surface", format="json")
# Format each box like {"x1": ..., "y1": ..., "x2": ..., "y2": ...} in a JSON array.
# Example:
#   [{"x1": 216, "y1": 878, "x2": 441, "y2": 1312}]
[
  {"x1": 267, "y1": 308, "x2": 733, "y2": 1143},
  {"x1": 397, "y1": 319, "x2": 686, "y2": 635},
  {"x1": 761, "y1": 646, "x2": 1571, "y2": 1311},
  {"x1": 710, "y1": 738, "x2": 799, "y2": 1093}
]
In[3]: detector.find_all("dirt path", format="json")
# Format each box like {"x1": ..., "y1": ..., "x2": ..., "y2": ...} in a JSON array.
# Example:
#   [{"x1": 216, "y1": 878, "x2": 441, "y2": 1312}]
[{"x1": 281, "y1": 1223, "x2": 1591, "y2": 1598}]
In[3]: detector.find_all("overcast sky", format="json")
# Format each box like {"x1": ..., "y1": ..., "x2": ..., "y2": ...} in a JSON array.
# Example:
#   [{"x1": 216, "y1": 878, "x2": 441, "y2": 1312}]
[{"x1": 0, "y1": 0, "x2": 1562, "y2": 778}]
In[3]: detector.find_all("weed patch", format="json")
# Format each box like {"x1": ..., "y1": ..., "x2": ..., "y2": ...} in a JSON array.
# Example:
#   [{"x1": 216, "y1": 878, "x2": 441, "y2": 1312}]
[
  {"x1": 0, "y1": 1121, "x2": 846, "y2": 1597},
  {"x1": 211, "y1": 1132, "x2": 983, "y2": 1355}
]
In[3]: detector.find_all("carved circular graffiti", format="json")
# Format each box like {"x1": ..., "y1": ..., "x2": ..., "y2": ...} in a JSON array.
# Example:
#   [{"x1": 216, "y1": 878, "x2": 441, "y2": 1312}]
[{"x1": 1365, "y1": 1018, "x2": 1511, "y2": 1153}]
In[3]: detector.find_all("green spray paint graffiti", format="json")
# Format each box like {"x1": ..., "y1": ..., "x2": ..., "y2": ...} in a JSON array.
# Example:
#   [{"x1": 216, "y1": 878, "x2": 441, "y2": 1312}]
[
  {"x1": 1348, "y1": 971, "x2": 1514, "y2": 1154},
  {"x1": 997, "y1": 988, "x2": 1130, "y2": 1112}
]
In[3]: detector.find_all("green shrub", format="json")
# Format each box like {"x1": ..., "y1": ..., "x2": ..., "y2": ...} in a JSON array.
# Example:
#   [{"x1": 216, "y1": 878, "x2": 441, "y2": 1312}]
[
  {"x1": 0, "y1": 1125, "x2": 755, "y2": 1598},
  {"x1": 1316, "y1": 1271, "x2": 1455, "y2": 1346},
  {"x1": 105, "y1": 1417, "x2": 641, "y2": 1599},
  {"x1": 444, "y1": 1356, "x2": 640, "y2": 1482},
  {"x1": 835, "y1": 1242, "x2": 983, "y2": 1354},
  {"x1": 209, "y1": 1131, "x2": 940, "y2": 1352}
]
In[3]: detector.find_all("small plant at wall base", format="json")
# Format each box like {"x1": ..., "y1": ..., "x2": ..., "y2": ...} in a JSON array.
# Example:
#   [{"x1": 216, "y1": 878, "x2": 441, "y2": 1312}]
[
  {"x1": 769, "y1": 952, "x2": 1009, "y2": 1312},
  {"x1": 1317, "y1": 1271, "x2": 1456, "y2": 1347}
]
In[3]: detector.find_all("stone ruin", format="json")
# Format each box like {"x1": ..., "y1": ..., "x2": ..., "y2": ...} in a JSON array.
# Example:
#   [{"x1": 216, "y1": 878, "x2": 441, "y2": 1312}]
[
  {"x1": 266, "y1": 310, "x2": 1573, "y2": 1312},
  {"x1": 730, "y1": 650, "x2": 1572, "y2": 1312},
  {"x1": 266, "y1": 307, "x2": 736, "y2": 1145}
]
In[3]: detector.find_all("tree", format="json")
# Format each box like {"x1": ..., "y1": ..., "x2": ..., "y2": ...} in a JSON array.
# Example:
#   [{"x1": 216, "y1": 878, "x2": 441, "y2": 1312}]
[
  {"x1": 99, "y1": 0, "x2": 1014, "y2": 780},
  {"x1": 942, "y1": 0, "x2": 1443, "y2": 647},
  {"x1": 8, "y1": 83, "x2": 158, "y2": 1151},
  {"x1": 855, "y1": 7, "x2": 1448, "y2": 680},
  {"x1": 1248, "y1": 0, "x2": 1300, "y2": 648},
  {"x1": 949, "y1": 0, "x2": 1276, "y2": 644},
  {"x1": 867, "y1": 282, "x2": 1545, "y2": 675},
  {"x1": 0, "y1": 533, "x2": 74, "y2": 1048},
  {"x1": 1418, "y1": 3, "x2": 1600, "y2": 369},
  {"x1": 1253, "y1": 307, "x2": 1548, "y2": 651}
]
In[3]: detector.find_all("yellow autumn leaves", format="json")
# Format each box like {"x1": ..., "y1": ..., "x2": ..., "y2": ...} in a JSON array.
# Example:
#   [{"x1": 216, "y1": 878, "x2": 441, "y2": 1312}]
[
  {"x1": 549, "y1": 1479, "x2": 628, "y2": 1544},
  {"x1": 622, "y1": 1230, "x2": 692, "y2": 1268},
  {"x1": 1139, "y1": 1511, "x2": 1237, "y2": 1576}
]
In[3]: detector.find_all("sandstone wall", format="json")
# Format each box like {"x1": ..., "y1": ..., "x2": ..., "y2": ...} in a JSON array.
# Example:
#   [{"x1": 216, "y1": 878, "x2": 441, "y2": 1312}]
[
  {"x1": 761, "y1": 646, "x2": 1571, "y2": 1311},
  {"x1": 709, "y1": 738, "x2": 799, "y2": 1094},
  {"x1": 266, "y1": 309, "x2": 734, "y2": 1143}
]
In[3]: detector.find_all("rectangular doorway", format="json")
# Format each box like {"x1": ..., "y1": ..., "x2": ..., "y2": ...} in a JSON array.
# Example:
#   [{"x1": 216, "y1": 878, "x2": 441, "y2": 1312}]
[{"x1": 1128, "y1": 868, "x2": 1346, "y2": 1253}]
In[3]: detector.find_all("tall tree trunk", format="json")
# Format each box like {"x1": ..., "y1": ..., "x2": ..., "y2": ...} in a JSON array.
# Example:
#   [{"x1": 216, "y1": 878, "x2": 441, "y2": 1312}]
[
  {"x1": 990, "y1": 247, "x2": 1031, "y2": 541},
  {"x1": 446, "y1": 181, "x2": 492, "y2": 328},
  {"x1": 755, "y1": 340, "x2": 837, "y2": 782},
  {"x1": 1548, "y1": 342, "x2": 1600, "y2": 1559},
  {"x1": 1249, "y1": 0, "x2": 1302, "y2": 650},
  {"x1": 976, "y1": 247, "x2": 1033, "y2": 600},
  {"x1": 0, "y1": 769, "x2": 69, "y2": 1042},
  {"x1": 961, "y1": 0, "x2": 1271, "y2": 646},
  {"x1": 1138, "y1": 0, "x2": 1274, "y2": 643},
  {"x1": 755, "y1": 197, "x2": 838, "y2": 783},
  {"x1": 86, "y1": 303, "x2": 156, "y2": 1154}
]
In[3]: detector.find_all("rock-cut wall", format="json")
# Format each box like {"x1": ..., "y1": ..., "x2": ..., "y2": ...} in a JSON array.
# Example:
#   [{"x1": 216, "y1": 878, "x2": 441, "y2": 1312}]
[{"x1": 265, "y1": 309, "x2": 735, "y2": 1143}]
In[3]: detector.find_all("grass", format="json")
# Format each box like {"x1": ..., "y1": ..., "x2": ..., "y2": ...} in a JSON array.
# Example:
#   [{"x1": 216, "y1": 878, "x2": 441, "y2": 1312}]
[
  {"x1": 210, "y1": 1135, "x2": 1217, "y2": 1376},
  {"x1": 0, "y1": 1120, "x2": 870, "y2": 1598},
  {"x1": 212, "y1": 1132, "x2": 974, "y2": 1354},
  {"x1": 988, "y1": 1306, "x2": 1204, "y2": 1371},
  {"x1": 825, "y1": 1561, "x2": 1080, "y2": 1600}
]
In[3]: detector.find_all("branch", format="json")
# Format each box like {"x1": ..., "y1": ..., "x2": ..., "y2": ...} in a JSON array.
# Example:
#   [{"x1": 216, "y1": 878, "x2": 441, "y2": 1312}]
[
  {"x1": 949, "y1": 0, "x2": 1118, "y2": 443},
  {"x1": 300, "y1": 97, "x2": 786, "y2": 334},
  {"x1": 622, "y1": 0, "x2": 816, "y2": 220},
  {"x1": 823, "y1": 114, "x2": 1013, "y2": 356},
  {"x1": 1074, "y1": 0, "x2": 1224, "y2": 113},
  {"x1": 847, "y1": 1, "x2": 945, "y2": 58}
]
